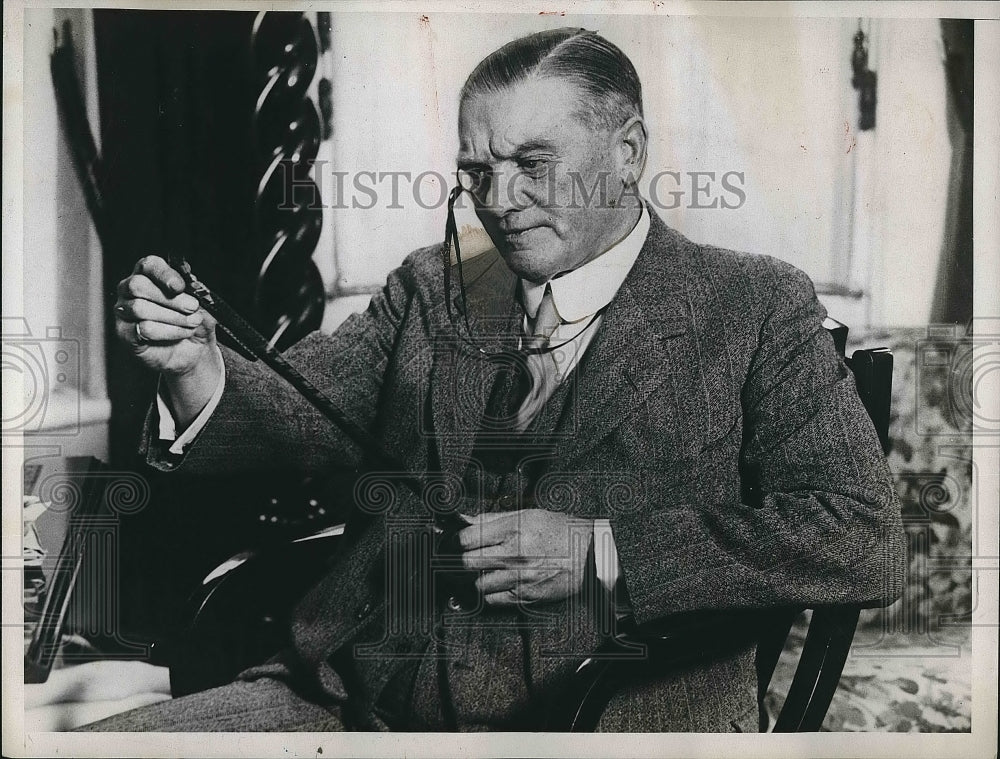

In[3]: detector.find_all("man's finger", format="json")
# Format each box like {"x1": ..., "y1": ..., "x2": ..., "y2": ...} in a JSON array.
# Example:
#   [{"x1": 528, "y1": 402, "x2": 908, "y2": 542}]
[
  {"x1": 475, "y1": 569, "x2": 521, "y2": 595},
  {"x1": 132, "y1": 320, "x2": 197, "y2": 343},
  {"x1": 133, "y1": 255, "x2": 186, "y2": 295},
  {"x1": 461, "y1": 509, "x2": 524, "y2": 525},
  {"x1": 118, "y1": 299, "x2": 204, "y2": 329},
  {"x1": 461, "y1": 545, "x2": 518, "y2": 570},
  {"x1": 457, "y1": 518, "x2": 510, "y2": 550},
  {"x1": 482, "y1": 589, "x2": 519, "y2": 607},
  {"x1": 118, "y1": 276, "x2": 200, "y2": 314}
]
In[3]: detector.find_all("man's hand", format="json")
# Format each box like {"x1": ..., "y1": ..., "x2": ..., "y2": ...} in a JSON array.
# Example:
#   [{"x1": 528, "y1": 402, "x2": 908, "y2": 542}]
[
  {"x1": 458, "y1": 509, "x2": 594, "y2": 606},
  {"x1": 114, "y1": 256, "x2": 221, "y2": 426}
]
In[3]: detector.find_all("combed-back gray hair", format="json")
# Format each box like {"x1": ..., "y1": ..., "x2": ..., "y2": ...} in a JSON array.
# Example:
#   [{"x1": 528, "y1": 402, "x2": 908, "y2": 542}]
[{"x1": 460, "y1": 27, "x2": 643, "y2": 132}]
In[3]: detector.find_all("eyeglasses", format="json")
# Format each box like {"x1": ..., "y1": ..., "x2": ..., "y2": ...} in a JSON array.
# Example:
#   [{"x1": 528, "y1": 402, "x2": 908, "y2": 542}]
[{"x1": 441, "y1": 185, "x2": 609, "y2": 360}]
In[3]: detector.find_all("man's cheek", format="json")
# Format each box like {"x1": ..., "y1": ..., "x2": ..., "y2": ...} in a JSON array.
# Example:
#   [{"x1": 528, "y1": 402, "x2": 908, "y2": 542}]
[{"x1": 546, "y1": 175, "x2": 578, "y2": 211}]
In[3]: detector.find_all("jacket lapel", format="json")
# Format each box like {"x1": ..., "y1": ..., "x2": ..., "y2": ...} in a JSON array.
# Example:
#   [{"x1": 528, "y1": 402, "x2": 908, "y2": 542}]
[
  {"x1": 429, "y1": 212, "x2": 695, "y2": 475},
  {"x1": 552, "y1": 212, "x2": 693, "y2": 466}
]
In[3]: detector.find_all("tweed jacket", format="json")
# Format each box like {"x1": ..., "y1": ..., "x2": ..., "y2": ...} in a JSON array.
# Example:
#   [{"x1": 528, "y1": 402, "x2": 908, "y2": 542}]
[{"x1": 146, "y1": 210, "x2": 905, "y2": 730}]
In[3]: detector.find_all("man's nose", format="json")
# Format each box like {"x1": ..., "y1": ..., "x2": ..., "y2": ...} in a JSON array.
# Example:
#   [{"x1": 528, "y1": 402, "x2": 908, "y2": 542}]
[{"x1": 482, "y1": 168, "x2": 531, "y2": 216}]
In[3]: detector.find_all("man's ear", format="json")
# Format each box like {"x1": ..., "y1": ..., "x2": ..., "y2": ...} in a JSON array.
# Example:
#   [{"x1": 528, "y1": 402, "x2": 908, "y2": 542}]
[{"x1": 619, "y1": 116, "x2": 648, "y2": 185}]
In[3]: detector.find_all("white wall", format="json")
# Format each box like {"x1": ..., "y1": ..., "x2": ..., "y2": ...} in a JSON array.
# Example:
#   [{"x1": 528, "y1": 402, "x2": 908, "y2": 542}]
[
  {"x1": 10, "y1": 8, "x2": 108, "y2": 458},
  {"x1": 856, "y1": 19, "x2": 951, "y2": 329},
  {"x1": 318, "y1": 12, "x2": 953, "y2": 332}
]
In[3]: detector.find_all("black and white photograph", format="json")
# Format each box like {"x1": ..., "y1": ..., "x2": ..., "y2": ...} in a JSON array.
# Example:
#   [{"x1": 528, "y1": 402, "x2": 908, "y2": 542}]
[{"x1": 3, "y1": 2, "x2": 997, "y2": 756}]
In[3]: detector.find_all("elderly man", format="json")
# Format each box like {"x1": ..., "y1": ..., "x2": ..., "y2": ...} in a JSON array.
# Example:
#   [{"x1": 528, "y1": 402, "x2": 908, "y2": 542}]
[{"x1": 88, "y1": 27, "x2": 904, "y2": 731}]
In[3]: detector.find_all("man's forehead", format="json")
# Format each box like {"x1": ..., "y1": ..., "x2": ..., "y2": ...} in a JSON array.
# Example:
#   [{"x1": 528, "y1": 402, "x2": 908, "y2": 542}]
[{"x1": 457, "y1": 77, "x2": 586, "y2": 160}]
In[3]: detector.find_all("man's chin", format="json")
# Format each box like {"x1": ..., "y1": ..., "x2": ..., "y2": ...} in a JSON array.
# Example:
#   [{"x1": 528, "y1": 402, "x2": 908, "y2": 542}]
[{"x1": 497, "y1": 247, "x2": 559, "y2": 284}]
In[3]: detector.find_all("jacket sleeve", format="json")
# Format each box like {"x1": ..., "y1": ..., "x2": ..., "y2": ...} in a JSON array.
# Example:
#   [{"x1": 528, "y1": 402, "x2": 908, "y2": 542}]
[
  {"x1": 140, "y1": 255, "x2": 423, "y2": 476},
  {"x1": 611, "y1": 261, "x2": 906, "y2": 623}
]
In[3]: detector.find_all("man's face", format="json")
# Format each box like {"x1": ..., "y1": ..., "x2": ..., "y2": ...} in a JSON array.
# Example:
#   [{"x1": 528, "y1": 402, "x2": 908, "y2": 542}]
[{"x1": 457, "y1": 77, "x2": 631, "y2": 284}]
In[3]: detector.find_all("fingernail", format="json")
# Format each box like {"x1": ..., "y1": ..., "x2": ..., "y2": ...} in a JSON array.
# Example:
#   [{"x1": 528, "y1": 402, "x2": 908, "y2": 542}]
[
  {"x1": 180, "y1": 295, "x2": 199, "y2": 312},
  {"x1": 186, "y1": 313, "x2": 202, "y2": 326}
]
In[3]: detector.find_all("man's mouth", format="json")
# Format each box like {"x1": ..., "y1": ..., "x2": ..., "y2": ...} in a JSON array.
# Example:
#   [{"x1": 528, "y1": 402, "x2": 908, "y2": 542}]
[
  {"x1": 500, "y1": 226, "x2": 536, "y2": 237},
  {"x1": 486, "y1": 220, "x2": 547, "y2": 250}
]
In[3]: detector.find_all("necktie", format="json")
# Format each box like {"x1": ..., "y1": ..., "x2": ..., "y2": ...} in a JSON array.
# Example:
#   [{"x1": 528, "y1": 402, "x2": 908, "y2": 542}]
[
  {"x1": 477, "y1": 284, "x2": 563, "y2": 436},
  {"x1": 515, "y1": 285, "x2": 562, "y2": 431}
]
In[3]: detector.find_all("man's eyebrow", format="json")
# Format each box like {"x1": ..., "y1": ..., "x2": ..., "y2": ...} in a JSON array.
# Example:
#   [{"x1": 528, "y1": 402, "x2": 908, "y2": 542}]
[
  {"x1": 508, "y1": 139, "x2": 559, "y2": 155},
  {"x1": 457, "y1": 139, "x2": 559, "y2": 167}
]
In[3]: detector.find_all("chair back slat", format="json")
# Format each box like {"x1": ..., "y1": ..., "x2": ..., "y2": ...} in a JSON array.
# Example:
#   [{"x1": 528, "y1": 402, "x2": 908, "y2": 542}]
[
  {"x1": 846, "y1": 348, "x2": 893, "y2": 453},
  {"x1": 771, "y1": 606, "x2": 861, "y2": 731},
  {"x1": 754, "y1": 607, "x2": 799, "y2": 724},
  {"x1": 798, "y1": 606, "x2": 861, "y2": 730}
]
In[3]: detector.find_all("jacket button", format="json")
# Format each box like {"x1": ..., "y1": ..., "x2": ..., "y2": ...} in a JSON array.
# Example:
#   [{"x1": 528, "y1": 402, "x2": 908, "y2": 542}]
[
  {"x1": 447, "y1": 595, "x2": 463, "y2": 612},
  {"x1": 356, "y1": 602, "x2": 372, "y2": 620}
]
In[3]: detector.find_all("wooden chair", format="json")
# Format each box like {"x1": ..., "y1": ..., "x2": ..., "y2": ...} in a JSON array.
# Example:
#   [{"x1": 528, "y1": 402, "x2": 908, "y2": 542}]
[
  {"x1": 562, "y1": 340, "x2": 893, "y2": 732},
  {"x1": 169, "y1": 334, "x2": 894, "y2": 732}
]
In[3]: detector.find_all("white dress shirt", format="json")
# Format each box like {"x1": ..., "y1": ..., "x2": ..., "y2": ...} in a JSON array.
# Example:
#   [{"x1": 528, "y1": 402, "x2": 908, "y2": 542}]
[
  {"x1": 517, "y1": 205, "x2": 650, "y2": 592},
  {"x1": 156, "y1": 345, "x2": 226, "y2": 455},
  {"x1": 518, "y1": 205, "x2": 649, "y2": 400},
  {"x1": 158, "y1": 204, "x2": 650, "y2": 595}
]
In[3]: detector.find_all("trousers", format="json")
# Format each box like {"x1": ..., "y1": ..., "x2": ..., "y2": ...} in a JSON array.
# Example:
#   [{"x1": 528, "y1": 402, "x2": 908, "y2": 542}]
[
  {"x1": 77, "y1": 654, "x2": 428, "y2": 732},
  {"x1": 77, "y1": 675, "x2": 345, "y2": 732}
]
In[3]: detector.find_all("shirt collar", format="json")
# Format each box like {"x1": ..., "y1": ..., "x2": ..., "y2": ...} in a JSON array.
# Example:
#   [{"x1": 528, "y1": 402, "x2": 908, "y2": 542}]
[{"x1": 520, "y1": 204, "x2": 650, "y2": 324}]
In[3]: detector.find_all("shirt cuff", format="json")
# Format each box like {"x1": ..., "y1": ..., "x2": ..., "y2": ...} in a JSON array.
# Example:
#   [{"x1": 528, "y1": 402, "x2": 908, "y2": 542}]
[
  {"x1": 156, "y1": 345, "x2": 226, "y2": 455},
  {"x1": 592, "y1": 519, "x2": 621, "y2": 591}
]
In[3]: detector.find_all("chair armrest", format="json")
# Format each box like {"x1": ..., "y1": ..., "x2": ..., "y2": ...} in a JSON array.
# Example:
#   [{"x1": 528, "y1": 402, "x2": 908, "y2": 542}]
[
  {"x1": 552, "y1": 609, "x2": 782, "y2": 731},
  {"x1": 554, "y1": 604, "x2": 861, "y2": 733},
  {"x1": 168, "y1": 527, "x2": 346, "y2": 697}
]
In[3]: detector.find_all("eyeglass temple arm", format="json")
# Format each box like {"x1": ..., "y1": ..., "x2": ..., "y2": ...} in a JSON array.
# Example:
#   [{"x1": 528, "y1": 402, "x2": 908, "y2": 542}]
[{"x1": 442, "y1": 186, "x2": 481, "y2": 344}]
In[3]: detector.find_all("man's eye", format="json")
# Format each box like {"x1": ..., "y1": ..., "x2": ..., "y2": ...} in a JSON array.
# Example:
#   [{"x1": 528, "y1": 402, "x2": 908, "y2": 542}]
[
  {"x1": 459, "y1": 169, "x2": 489, "y2": 194},
  {"x1": 520, "y1": 159, "x2": 547, "y2": 173}
]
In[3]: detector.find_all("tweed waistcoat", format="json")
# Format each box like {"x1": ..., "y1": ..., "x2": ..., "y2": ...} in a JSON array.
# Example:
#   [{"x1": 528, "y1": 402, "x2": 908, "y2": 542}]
[{"x1": 341, "y1": 353, "x2": 582, "y2": 726}]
